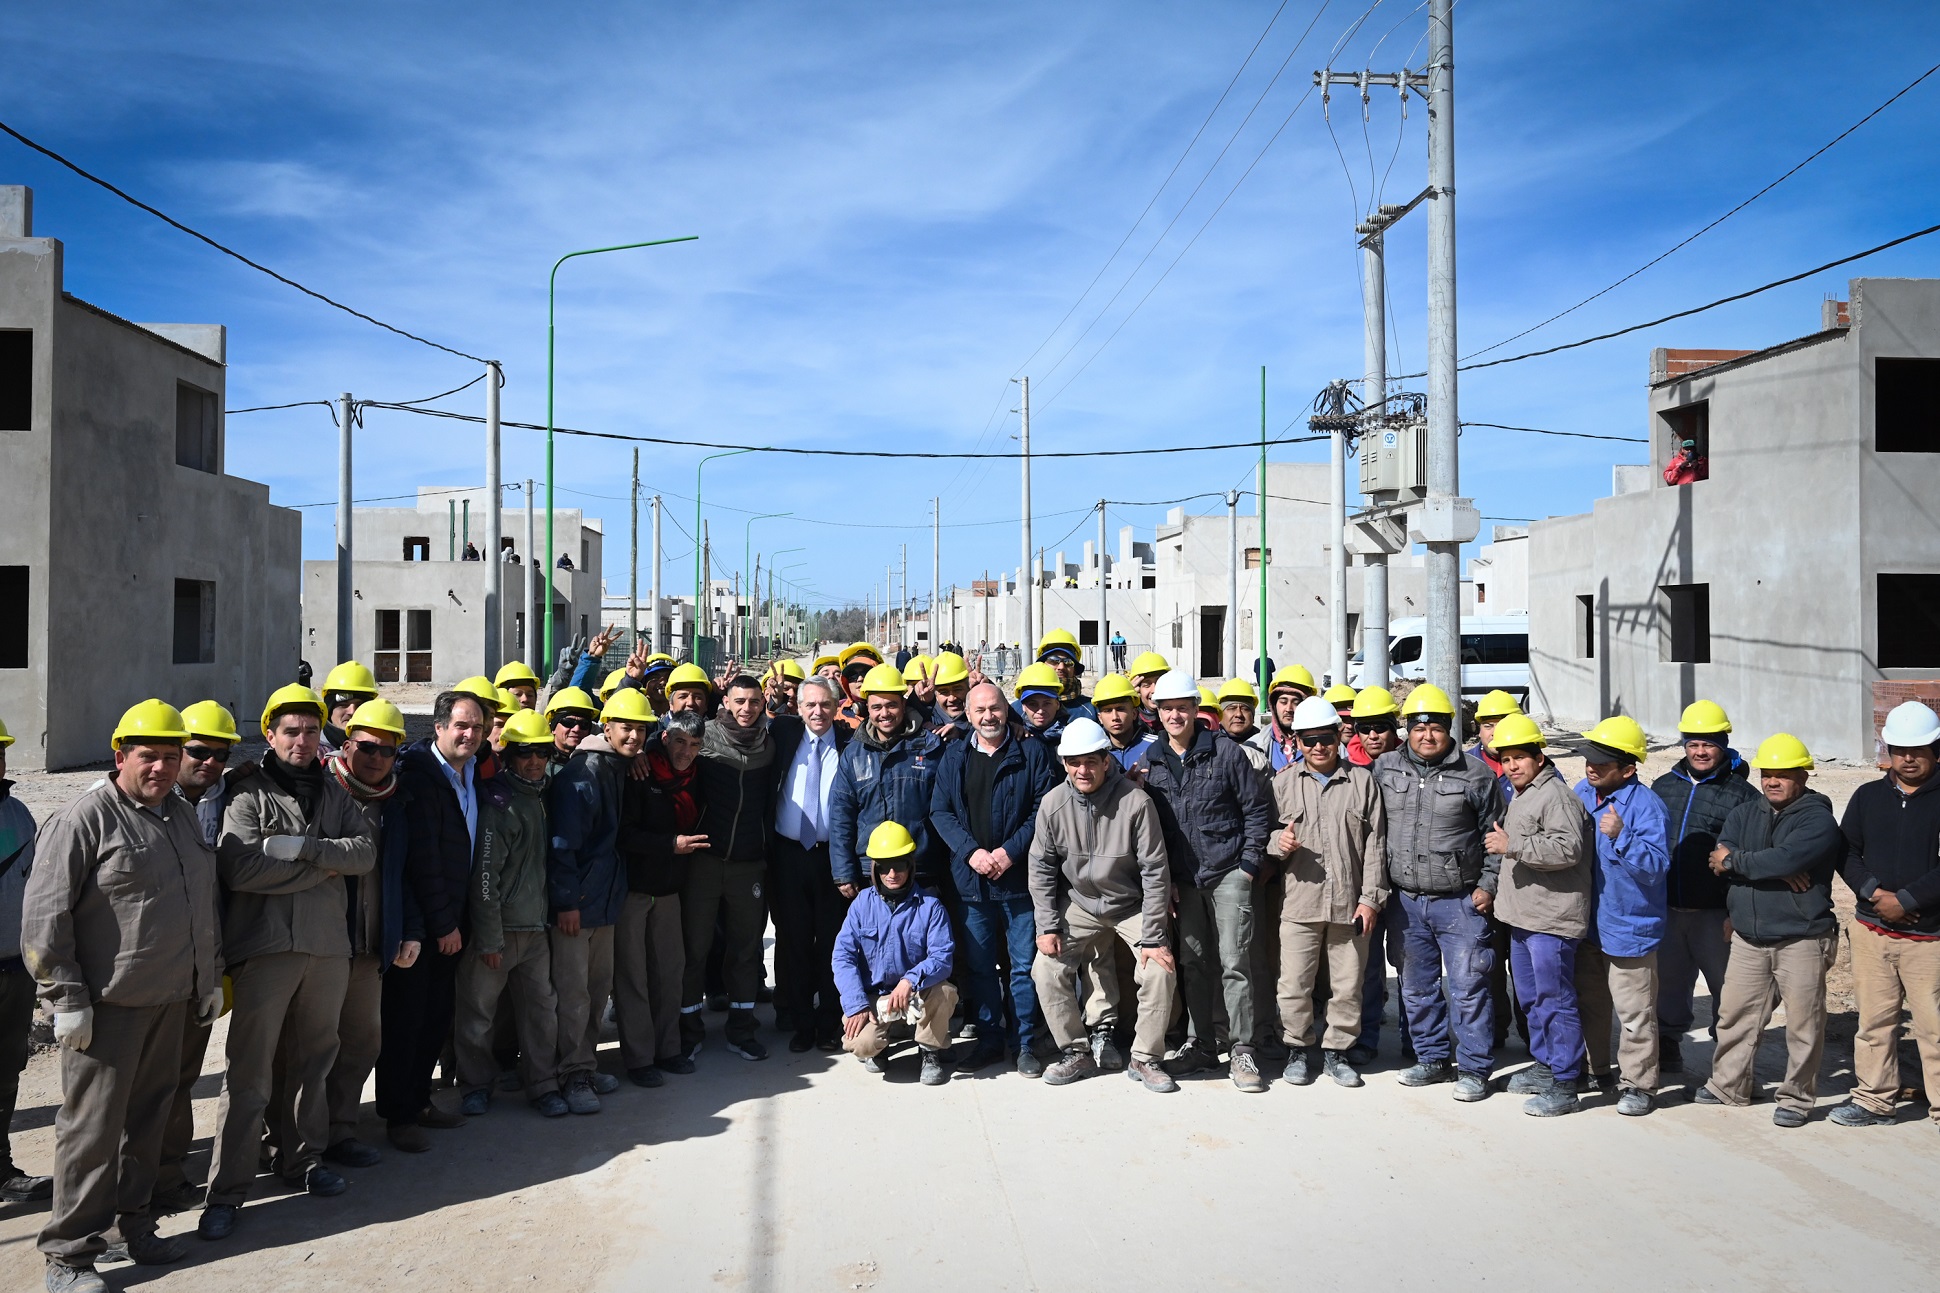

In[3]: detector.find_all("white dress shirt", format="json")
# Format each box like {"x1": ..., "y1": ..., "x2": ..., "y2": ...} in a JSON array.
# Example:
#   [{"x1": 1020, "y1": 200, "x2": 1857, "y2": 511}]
[{"x1": 776, "y1": 727, "x2": 839, "y2": 847}]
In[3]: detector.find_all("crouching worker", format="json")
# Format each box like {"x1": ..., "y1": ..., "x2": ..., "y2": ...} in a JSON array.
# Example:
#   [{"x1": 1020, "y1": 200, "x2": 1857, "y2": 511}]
[
  {"x1": 1028, "y1": 719, "x2": 1178, "y2": 1093},
  {"x1": 1481, "y1": 716, "x2": 1596, "y2": 1117},
  {"x1": 833, "y1": 823, "x2": 957, "y2": 1086},
  {"x1": 454, "y1": 711, "x2": 565, "y2": 1118}
]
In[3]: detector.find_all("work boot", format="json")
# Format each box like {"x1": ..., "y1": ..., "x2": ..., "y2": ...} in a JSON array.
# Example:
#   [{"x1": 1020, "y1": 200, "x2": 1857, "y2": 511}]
[
  {"x1": 564, "y1": 1074, "x2": 601, "y2": 1115},
  {"x1": 1506, "y1": 1062, "x2": 1553, "y2": 1095},
  {"x1": 148, "y1": 1180, "x2": 204, "y2": 1214},
  {"x1": 1163, "y1": 1044, "x2": 1219, "y2": 1078},
  {"x1": 43, "y1": 1262, "x2": 106, "y2": 1293},
  {"x1": 417, "y1": 1104, "x2": 466, "y2": 1130},
  {"x1": 1691, "y1": 1085, "x2": 1725, "y2": 1106},
  {"x1": 1322, "y1": 1049, "x2": 1364, "y2": 1088},
  {"x1": 1397, "y1": 1059, "x2": 1453, "y2": 1087},
  {"x1": 532, "y1": 1092, "x2": 570, "y2": 1118},
  {"x1": 460, "y1": 1088, "x2": 491, "y2": 1117},
  {"x1": 789, "y1": 1027, "x2": 816, "y2": 1054},
  {"x1": 323, "y1": 1138, "x2": 382, "y2": 1168},
  {"x1": 123, "y1": 1232, "x2": 187, "y2": 1265},
  {"x1": 304, "y1": 1165, "x2": 347, "y2": 1197},
  {"x1": 919, "y1": 1048, "x2": 951, "y2": 1087},
  {"x1": 1044, "y1": 1045, "x2": 1099, "y2": 1086},
  {"x1": 1616, "y1": 1089, "x2": 1654, "y2": 1117},
  {"x1": 1283, "y1": 1048, "x2": 1315, "y2": 1086},
  {"x1": 196, "y1": 1204, "x2": 239, "y2": 1241},
  {"x1": 1015, "y1": 1048, "x2": 1045, "y2": 1079},
  {"x1": 656, "y1": 1054, "x2": 697, "y2": 1077},
  {"x1": 858, "y1": 1054, "x2": 885, "y2": 1074},
  {"x1": 590, "y1": 1070, "x2": 622, "y2": 1094},
  {"x1": 1523, "y1": 1087, "x2": 1580, "y2": 1117},
  {"x1": 1090, "y1": 1026, "x2": 1125, "y2": 1072},
  {"x1": 1344, "y1": 1042, "x2": 1376, "y2": 1067},
  {"x1": 1829, "y1": 1100, "x2": 1893, "y2": 1127},
  {"x1": 1772, "y1": 1107, "x2": 1808, "y2": 1129},
  {"x1": 1231, "y1": 1047, "x2": 1267, "y2": 1093},
  {"x1": 1452, "y1": 1071, "x2": 1490, "y2": 1102},
  {"x1": 1659, "y1": 1036, "x2": 1684, "y2": 1073},
  {"x1": 1127, "y1": 1058, "x2": 1179, "y2": 1092},
  {"x1": 0, "y1": 1172, "x2": 53, "y2": 1204},
  {"x1": 957, "y1": 1042, "x2": 1005, "y2": 1073},
  {"x1": 386, "y1": 1122, "x2": 432, "y2": 1153},
  {"x1": 629, "y1": 1065, "x2": 665, "y2": 1088}
]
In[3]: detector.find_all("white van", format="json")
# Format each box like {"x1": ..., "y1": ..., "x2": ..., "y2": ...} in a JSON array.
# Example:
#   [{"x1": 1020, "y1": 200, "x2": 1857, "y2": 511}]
[{"x1": 1349, "y1": 612, "x2": 1530, "y2": 704}]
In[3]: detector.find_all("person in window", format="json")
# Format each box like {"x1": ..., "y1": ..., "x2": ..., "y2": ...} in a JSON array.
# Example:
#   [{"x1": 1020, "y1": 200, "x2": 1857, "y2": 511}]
[
  {"x1": 1663, "y1": 438, "x2": 1708, "y2": 485},
  {"x1": 462, "y1": 542, "x2": 481, "y2": 561},
  {"x1": 556, "y1": 552, "x2": 575, "y2": 571}
]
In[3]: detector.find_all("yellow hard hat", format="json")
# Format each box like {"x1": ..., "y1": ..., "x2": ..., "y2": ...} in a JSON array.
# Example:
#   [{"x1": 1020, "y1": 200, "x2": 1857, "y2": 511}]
[
  {"x1": 1091, "y1": 673, "x2": 1138, "y2": 707},
  {"x1": 930, "y1": 652, "x2": 970, "y2": 686},
  {"x1": 1581, "y1": 715, "x2": 1648, "y2": 762},
  {"x1": 1351, "y1": 686, "x2": 1399, "y2": 719},
  {"x1": 345, "y1": 699, "x2": 407, "y2": 740},
  {"x1": 259, "y1": 684, "x2": 327, "y2": 737},
  {"x1": 494, "y1": 687, "x2": 519, "y2": 716},
  {"x1": 321, "y1": 660, "x2": 379, "y2": 699},
  {"x1": 1036, "y1": 628, "x2": 1080, "y2": 661},
  {"x1": 1400, "y1": 684, "x2": 1455, "y2": 719},
  {"x1": 179, "y1": 701, "x2": 240, "y2": 744},
  {"x1": 1678, "y1": 700, "x2": 1732, "y2": 736},
  {"x1": 640, "y1": 653, "x2": 676, "y2": 676},
  {"x1": 112, "y1": 698, "x2": 190, "y2": 750},
  {"x1": 599, "y1": 667, "x2": 629, "y2": 700},
  {"x1": 1128, "y1": 651, "x2": 1170, "y2": 679},
  {"x1": 810, "y1": 654, "x2": 840, "y2": 674},
  {"x1": 452, "y1": 676, "x2": 501, "y2": 709},
  {"x1": 865, "y1": 820, "x2": 917, "y2": 860},
  {"x1": 1268, "y1": 664, "x2": 1317, "y2": 696},
  {"x1": 666, "y1": 663, "x2": 711, "y2": 693},
  {"x1": 545, "y1": 686, "x2": 600, "y2": 719},
  {"x1": 494, "y1": 660, "x2": 541, "y2": 688},
  {"x1": 1016, "y1": 662, "x2": 1063, "y2": 697},
  {"x1": 1197, "y1": 686, "x2": 1219, "y2": 712},
  {"x1": 1324, "y1": 683, "x2": 1358, "y2": 707},
  {"x1": 1488, "y1": 713, "x2": 1547, "y2": 752},
  {"x1": 859, "y1": 663, "x2": 909, "y2": 697},
  {"x1": 766, "y1": 658, "x2": 806, "y2": 682},
  {"x1": 1217, "y1": 677, "x2": 1259, "y2": 706},
  {"x1": 0, "y1": 717, "x2": 11, "y2": 749},
  {"x1": 1750, "y1": 733, "x2": 1813, "y2": 771},
  {"x1": 838, "y1": 643, "x2": 883, "y2": 669},
  {"x1": 499, "y1": 709, "x2": 555, "y2": 747},
  {"x1": 601, "y1": 688, "x2": 657, "y2": 725},
  {"x1": 1474, "y1": 690, "x2": 1522, "y2": 721},
  {"x1": 901, "y1": 654, "x2": 932, "y2": 681}
]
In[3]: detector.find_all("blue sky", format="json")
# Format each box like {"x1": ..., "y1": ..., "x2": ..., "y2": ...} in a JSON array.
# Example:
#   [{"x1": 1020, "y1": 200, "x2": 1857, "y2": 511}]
[{"x1": 10, "y1": 1, "x2": 1940, "y2": 614}]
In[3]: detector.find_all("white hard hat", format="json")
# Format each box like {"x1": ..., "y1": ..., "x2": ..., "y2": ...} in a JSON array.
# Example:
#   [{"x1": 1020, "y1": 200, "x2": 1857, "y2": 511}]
[
  {"x1": 1290, "y1": 695, "x2": 1342, "y2": 731},
  {"x1": 1881, "y1": 701, "x2": 1940, "y2": 749},
  {"x1": 1056, "y1": 717, "x2": 1112, "y2": 759},
  {"x1": 1150, "y1": 670, "x2": 1199, "y2": 703}
]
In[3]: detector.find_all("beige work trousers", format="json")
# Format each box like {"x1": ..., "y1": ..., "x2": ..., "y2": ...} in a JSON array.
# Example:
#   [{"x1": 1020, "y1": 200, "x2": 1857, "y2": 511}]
[
  {"x1": 1848, "y1": 920, "x2": 1940, "y2": 1120},
  {"x1": 1033, "y1": 902, "x2": 1176, "y2": 1063},
  {"x1": 614, "y1": 893, "x2": 685, "y2": 1069},
  {"x1": 1705, "y1": 931, "x2": 1836, "y2": 1113},
  {"x1": 1577, "y1": 940, "x2": 1661, "y2": 1092},
  {"x1": 550, "y1": 923, "x2": 614, "y2": 1077},
  {"x1": 844, "y1": 983, "x2": 958, "y2": 1059},
  {"x1": 455, "y1": 930, "x2": 560, "y2": 1099},
  {"x1": 207, "y1": 951, "x2": 350, "y2": 1205},
  {"x1": 1278, "y1": 919, "x2": 1369, "y2": 1051},
  {"x1": 40, "y1": 1000, "x2": 186, "y2": 1265}
]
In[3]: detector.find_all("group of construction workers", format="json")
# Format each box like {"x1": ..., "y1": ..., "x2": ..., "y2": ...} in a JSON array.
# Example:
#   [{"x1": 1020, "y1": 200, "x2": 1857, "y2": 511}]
[{"x1": 6, "y1": 625, "x2": 1940, "y2": 1293}]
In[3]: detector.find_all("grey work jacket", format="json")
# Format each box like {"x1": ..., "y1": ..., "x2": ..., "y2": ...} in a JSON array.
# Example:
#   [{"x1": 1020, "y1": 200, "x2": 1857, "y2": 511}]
[
  {"x1": 218, "y1": 762, "x2": 377, "y2": 962},
  {"x1": 1027, "y1": 767, "x2": 1170, "y2": 946},
  {"x1": 1492, "y1": 763, "x2": 1595, "y2": 940},
  {"x1": 1375, "y1": 744, "x2": 1505, "y2": 896}
]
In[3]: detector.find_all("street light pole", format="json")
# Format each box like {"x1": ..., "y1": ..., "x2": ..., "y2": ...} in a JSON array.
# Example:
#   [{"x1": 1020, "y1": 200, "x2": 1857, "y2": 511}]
[
  {"x1": 745, "y1": 511, "x2": 790, "y2": 662},
  {"x1": 544, "y1": 233, "x2": 697, "y2": 673},
  {"x1": 695, "y1": 448, "x2": 752, "y2": 653}
]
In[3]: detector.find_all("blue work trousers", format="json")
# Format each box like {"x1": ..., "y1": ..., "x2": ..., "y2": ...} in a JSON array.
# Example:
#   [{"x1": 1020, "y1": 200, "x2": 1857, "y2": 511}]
[
  {"x1": 961, "y1": 895, "x2": 1042, "y2": 1053},
  {"x1": 1395, "y1": 890, "x2": 1496, "y2": 1076},
  {"x1": 1357, "y1": 896, "x2": 1410, "y2": 1052},
  {"x1": 1509, "y1": 928, "x2": 1584, "y2": 1084}
]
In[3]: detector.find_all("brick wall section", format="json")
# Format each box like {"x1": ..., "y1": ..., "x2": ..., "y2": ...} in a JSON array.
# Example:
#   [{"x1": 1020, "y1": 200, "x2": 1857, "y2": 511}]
[
  {"x1": 1871, "y1": 680, "x2": 1940, "y2": 766},
  {"x1": 1662, "y1": 349, "x2": 1756, "y2": 379}
]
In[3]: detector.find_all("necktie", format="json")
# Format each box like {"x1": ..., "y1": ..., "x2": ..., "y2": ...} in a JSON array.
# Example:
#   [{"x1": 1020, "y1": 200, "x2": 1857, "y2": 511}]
[{"x1": 800, "y1": 736, "x2": 821, "y2": 849}]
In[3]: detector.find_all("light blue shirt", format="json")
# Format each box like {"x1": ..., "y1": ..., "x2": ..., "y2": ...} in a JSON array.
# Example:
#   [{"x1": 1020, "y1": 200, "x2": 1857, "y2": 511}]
[
  {"x1": 432, "y1": 743, "x2": 478, "y2": 846},
  {"x1": 776, "y1": 727, "x2": 839, "y2": 846}
]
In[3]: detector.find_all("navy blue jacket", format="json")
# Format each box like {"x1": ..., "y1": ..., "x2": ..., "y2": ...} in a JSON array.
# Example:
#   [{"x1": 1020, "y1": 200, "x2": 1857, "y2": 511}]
[
  {"x1": 377, "y1": 793, "x2": 414, "y2": 963},
  {"x1": 546, "y1": 734, "x2": 629, "y2": 929},
  {"x1": 929, "y1": 728, "x2": 1061, "y2": 903},
  {"x1": 829, "y1": 713, "x2": 946, "y2": 888},
  {"x1": 1138, "y1": 727, "x2": 1275, "y2": 890},
  {"x1": 396, "y1": 740, "x2": 484, "y2": 942}
]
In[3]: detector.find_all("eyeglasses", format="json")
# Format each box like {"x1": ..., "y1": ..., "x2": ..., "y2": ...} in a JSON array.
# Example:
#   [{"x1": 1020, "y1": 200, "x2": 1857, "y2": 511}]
[
  {"x1": 1295, "y1": 731, "x2": 1340, "y2": 747},
  {"x1": 553, "y1": 716, "x2": 595, "y2": 732},
  {"x1": 183, "y1": 744, "x2": 230, "y2": 764},
  {"x1": 347, "y1": 740, "x2": 398, "y2": 759}
]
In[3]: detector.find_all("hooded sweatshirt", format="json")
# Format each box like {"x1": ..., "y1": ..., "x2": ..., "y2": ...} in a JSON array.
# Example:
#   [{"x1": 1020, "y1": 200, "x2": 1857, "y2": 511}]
[{"x1": 474, "y1": 767, "x2": 553, "y2": 952}]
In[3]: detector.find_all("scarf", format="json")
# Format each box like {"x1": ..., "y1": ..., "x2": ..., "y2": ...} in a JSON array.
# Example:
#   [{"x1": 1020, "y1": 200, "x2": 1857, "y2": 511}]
[
  {"x1": 262, "y1": 751, "x2": 325, "y2": 822},
  {"x1": 715, "y1": 711, "x2": 770, "y2": 754},
  {"x1": 645, "y1": 746, "x2": 700, "y2": 832},
  {"x1": 325, "y1": 750, "x2": 397, "y2": 802}
]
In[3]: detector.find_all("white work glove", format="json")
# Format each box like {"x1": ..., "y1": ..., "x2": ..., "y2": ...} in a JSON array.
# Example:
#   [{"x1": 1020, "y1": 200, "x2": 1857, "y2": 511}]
[
  {"x1": 261, "y1": 834, "x2": 311, "y2": 862},
  {"x1": 53, "y1": 1008, "x2": 93, "y2": 1052},
  {"x1": 196, "y1": 991, "x2": 222, "y2": 1025}
]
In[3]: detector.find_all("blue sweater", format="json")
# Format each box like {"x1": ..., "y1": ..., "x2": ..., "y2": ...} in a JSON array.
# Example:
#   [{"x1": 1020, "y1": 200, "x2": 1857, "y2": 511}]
[
  {"x1": 831, "y1": 886, "x2": 955, "y2": 1017},
  {"x1": 1573, "y1": 777, "x2": 1671, "y2": 957}
]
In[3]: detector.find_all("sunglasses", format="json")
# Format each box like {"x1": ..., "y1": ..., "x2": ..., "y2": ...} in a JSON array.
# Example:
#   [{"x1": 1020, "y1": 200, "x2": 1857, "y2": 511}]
[
  {"x1": 874, "y1": 861, "x2": 911, "y2": 874},
  {"x1": 1355, "y1": 721, "x2": 1396, "y2": 735},
  {"x1": 506, "y1": 745, "x2": 551, "y2": 761},
  {"x1": 1295, "y1": 731, "x2": 1340, "y2": 746},
  {"x1": 347, "y1": 739, "x2": 398, "y2": 759},
  {"x1": 842, "y1": 667, "x2": 871, "y2": 682},
  {"x1": 553, "y1": 716, "x2": 596, "y2": 732},
  {"x1": 183, "y1": 744, "x2": 230, "y2": 764}
]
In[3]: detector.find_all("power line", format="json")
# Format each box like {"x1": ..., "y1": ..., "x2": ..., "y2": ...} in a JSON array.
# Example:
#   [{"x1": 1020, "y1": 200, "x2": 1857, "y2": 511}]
[
  {"x1": 1463, "y1": 58, "x2": 1940, "y2": 361},
  {"x1": 225, "y1": 398, "x2": 337, "y2": 418},
  {"x1": 0, "y1": 119, "x2": 491, "y2": 366},
  {"x1": 1461, "y1": 421, "x2": 1646, "y2": 444}
]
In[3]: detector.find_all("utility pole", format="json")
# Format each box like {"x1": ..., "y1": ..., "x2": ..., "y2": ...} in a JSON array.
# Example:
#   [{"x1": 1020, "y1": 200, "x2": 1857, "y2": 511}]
[
  {"x1": 1225, "y1": 490, "x2": 1239, "y2": 680},
  {"x1": 650, "y1": 495, "x2": 662, "y2": 655},
  {"x1": 931, "y1": 498, "x2": 940, "y2": 653},
  {"x1": 702, "y1": 522, "x2": 711, "y2": 657},
  {"x1": 629, "y1": 447, "x2": 639, "y2": 644},
  {"x1": 1423, "y1": 0, "x2": 1468, "y2": 739},
  {"x1": 335, "y1": 391, "x2": 354, "y2": 665},
  {"x1": 1019, "y1": 376, "x2": 1034, "y2": 653},
  {"x1": 887, "y1": 562, "x2": 895, "y2": 653},
  {"x1": 1259, "y1": 367, "x2": 1270, "y2": 691},
  {"x1": 732, "y1": 571, "x2": 740, "y2": 662},
  {"x1": 900, "y1": 544, "x2": 908, "y2": 654},
  {"x1": 1361, "y1": 231, "x2": 1391, "y2": 686},
  {"x1": 485, "y1": 362, "x2": 503, "y2": 674},
  {"x1": 1096, "y1": 499, "x2": 1108, "y2": 678},
  {"x1": 524, "y1": 479, "x2": 536, "y2": 669}
]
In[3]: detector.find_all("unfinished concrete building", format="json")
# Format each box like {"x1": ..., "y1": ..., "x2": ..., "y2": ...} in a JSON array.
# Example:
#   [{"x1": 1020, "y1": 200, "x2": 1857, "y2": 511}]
[
  {"x1": 0, "y1": 186, "x2": 301, "y2": 768},
  {"x1": 1527, "y1": 278, "x2": 1940, "y2": 761}
]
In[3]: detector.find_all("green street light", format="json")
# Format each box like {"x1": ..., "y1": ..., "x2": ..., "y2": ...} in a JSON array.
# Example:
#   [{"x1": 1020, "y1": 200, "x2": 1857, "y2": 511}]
[
  {"x1": 694, "y1": 448, "x2": 752, "y2": 660},
  {"x1": 744, "y1": 512, "x2": 790, "y2": 660},
  {"x1": 768, "y1": 547, "x2": 805, "y2": 651},
  {"x1": 544, "y1": 234, "x2": 697, "y2": 672}
]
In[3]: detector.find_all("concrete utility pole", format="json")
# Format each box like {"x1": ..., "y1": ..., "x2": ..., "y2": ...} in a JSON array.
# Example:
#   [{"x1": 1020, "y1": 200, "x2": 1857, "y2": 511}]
[
  {"x1": 1226, "y1": 490, "x2": 1240, "y2": 680},
  {"x1": 1423, "y1": 0, "x2": 1469, "y2": 739},
  {"x1": 1362, "y1": 234, "x2": 1391, "y2": 686},
  {"x1": 887, "y1": 562, "x2": 895, "y2": 651},
  {"x1": 629, "y1": 447, "x2": 639, "y2": 643},
  {"x1": 650, "y1": 495, "x2": 662, "y2": 655},
  {"x1": 524, "y1": 478, "x2": 536, "y2": 669},
  {"x1": 485, "y1": 362, "x2": 503, "y2": 674},
  {"x1": 1019, "y1": 376, "x2": 1034, "y2": 653},
  {"x1": 335, "y1": 391, "x2": 354, "y2": 664},
  {"x1": 1096, "y1": 499, "x2": 1109, "y2": 678},
  {"x1": 900, "y1": 545, "x2": 908, "y2": 651}
]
